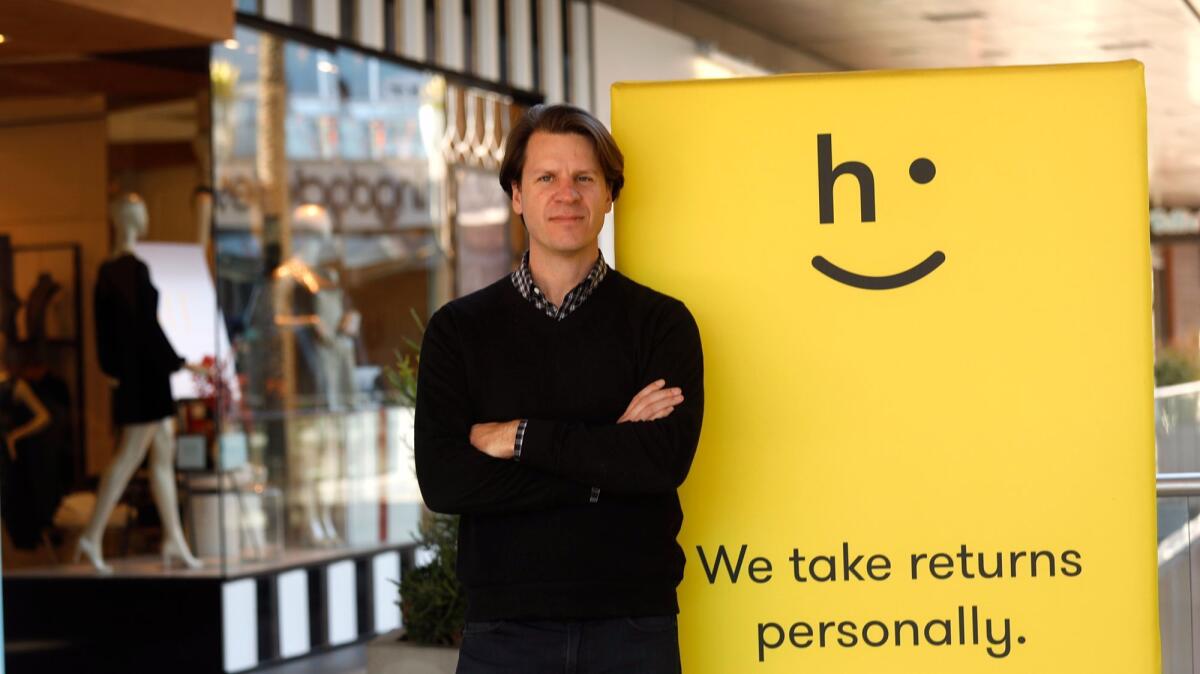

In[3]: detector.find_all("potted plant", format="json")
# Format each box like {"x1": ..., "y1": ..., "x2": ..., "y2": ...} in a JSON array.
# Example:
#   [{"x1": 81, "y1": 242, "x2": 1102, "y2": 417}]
[{"x1": 368, "y1": 311, "x2": 464, "y2": 674}]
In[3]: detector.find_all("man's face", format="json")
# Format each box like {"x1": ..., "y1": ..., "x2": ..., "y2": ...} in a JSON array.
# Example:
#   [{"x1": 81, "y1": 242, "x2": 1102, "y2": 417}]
[{"x1": 512, "y1": 131, "x2": 613, "y2": 258}]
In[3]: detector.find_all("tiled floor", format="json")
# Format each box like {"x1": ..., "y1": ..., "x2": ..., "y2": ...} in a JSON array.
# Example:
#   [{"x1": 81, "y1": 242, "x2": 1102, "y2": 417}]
[{"x1": 257, "y1": 644, "x2": 367, "y2": 674}]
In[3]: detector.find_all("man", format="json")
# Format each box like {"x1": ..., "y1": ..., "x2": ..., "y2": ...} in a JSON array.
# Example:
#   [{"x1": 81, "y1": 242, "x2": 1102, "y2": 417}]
[{"x1": 415, "y1": 103, "x2": 704, "y2": 673}]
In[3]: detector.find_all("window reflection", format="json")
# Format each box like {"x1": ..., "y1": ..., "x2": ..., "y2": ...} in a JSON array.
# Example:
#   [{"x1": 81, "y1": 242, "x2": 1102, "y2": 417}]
[{"x1": 210, "y1": 25, "x2": 454, "y2": 565}]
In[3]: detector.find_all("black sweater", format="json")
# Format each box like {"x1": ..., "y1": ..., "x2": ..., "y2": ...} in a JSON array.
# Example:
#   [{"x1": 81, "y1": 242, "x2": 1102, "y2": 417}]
[{"x1": 414, "y1": 269, "x2": 704, "y2": 621}]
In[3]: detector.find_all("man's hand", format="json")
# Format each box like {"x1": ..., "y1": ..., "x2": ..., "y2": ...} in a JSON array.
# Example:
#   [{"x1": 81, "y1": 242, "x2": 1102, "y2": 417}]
[
  {"x1": 618, "y1": 379, "x2": 684, "y2": 423},
  {"x1": 467, "y1": 380, "x2": 681, "y2": 460},
  {"x1": 470, "y1": 420, "x2": 521, "y2": 459}
]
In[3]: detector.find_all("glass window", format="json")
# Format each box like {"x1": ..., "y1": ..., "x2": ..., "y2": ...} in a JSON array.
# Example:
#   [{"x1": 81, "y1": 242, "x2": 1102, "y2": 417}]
[{"x1": 210, "y1": 25, "x2": 460, "y2": 569}]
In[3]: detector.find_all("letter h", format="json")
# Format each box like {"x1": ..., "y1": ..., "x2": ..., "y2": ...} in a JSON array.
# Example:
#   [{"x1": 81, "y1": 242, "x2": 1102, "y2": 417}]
[{"x1": 817, "y1": 133, "x2": 876, "y2": 224}]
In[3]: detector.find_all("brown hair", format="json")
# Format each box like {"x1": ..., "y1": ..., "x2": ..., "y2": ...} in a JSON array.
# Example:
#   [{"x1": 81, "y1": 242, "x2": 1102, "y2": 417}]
[{"x1": 499, "y1": 104, "x2": 625, "y2": 201}]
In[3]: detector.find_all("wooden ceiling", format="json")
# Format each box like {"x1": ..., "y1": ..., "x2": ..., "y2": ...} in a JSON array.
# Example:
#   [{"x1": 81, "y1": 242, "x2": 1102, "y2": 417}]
[{"x1": 0, "y1": 0, "x2": 230, "y2": 58}]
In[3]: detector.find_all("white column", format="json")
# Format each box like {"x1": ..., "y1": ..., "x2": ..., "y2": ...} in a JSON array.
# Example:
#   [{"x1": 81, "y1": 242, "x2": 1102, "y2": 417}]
[
  {"x1": 222, "y1": 579, "x2": 259, "y2": 673},
  {"x1": 569, "y1": 0, "x2": 591, "y2": 110},
  {"x1": 263, "y1": 0, "x2": 292, "y2": 22},
  {"x1": 314, "y1": 0, "x2": 341, "y2": 37},
  {"x1": 358, "y1": 0, "x2": 385, "y2": 49},
  {"x1": 538, "y1": 0, "x2": 563, "y2": 102},
  {"x1": 438, "y1": 0, "x2": 465, "y2": 70},
  {"x1": 277, "y1": 570, "x2": 312, "y2": 658},
  {"x1": 473, "y1": 0, "x2": 500, "y2": 80},
  {"x1": 327, "y1": 561, "x2": 359, "y2": 645},
  {"x1": 373, "y1": 552, "x2": 403, "y2": 633},
  {"x1": 399, "y1": 0, "x2": 426, "y2": 61},
  {"x1": 508, "y1": 0, "x2": 533, "y2": 90}
]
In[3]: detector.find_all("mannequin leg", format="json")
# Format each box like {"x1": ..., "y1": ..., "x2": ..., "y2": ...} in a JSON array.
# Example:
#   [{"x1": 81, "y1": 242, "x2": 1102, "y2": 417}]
[
  {"x1": 75, "y1": 421, "x2": 158, "y2": 572},
  {"x1": 148, "y1": 417, "x2": 201, "y2": 569},
  {"x1": 317, "y1": 415, "x2": 341, "y2": 545},
  {"x1": 291, "y1": 417, "x2": 327, "y2": 546}
]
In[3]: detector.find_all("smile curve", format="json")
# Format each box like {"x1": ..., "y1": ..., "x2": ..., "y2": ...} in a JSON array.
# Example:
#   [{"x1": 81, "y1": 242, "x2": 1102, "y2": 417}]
[{"x1": 811, "y1": 251, "x2": 946, "y2": 290}]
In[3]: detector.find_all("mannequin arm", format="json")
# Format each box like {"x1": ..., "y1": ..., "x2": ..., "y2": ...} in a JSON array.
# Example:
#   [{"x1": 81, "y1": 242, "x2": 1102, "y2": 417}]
[{"x1": 6, "y1": 379, "x2": 51, "y2": 458}]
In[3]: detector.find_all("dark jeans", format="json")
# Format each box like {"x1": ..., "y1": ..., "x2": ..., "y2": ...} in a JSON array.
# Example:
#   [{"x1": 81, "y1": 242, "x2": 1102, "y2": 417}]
[{"x1": 455, "y1": 615, "x2": 682, "y2": 674}]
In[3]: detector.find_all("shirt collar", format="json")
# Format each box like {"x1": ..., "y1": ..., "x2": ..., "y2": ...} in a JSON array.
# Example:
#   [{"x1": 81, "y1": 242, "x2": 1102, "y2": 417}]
[{"x1": 510, "y1": 249, "x2": 609, "y2": 320}]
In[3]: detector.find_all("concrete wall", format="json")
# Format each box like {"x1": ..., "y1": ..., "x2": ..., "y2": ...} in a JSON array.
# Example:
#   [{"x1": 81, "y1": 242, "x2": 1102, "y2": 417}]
[
  {"x1": 597, "y1": 0, "x2": 835, "y2": 76},
  {"x1": 590, "y1": 3, "x2": 835, "y2": 264}
]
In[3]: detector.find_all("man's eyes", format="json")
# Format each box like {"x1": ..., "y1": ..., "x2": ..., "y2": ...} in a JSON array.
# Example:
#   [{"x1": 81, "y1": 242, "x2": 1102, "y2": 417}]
[{"x1": 535, "y1": 174, "x2": 595, "y2": 184}]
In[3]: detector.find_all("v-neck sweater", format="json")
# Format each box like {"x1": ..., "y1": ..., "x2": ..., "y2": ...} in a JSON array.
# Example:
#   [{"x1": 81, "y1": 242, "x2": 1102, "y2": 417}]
[{"x1": 414, "y1": 269, "x2": 705, "y2": 621}]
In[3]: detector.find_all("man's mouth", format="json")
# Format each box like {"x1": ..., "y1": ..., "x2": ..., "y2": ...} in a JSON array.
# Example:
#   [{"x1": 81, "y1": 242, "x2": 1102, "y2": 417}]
[{"x1": 811, "y1": 251, "x2": 946, "y2": 290}]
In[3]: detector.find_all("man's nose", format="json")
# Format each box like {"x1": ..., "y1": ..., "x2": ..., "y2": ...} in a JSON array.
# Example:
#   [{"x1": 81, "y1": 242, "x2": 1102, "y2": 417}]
[{"x1": 552, "y1": 182, "x2": 581, "y2": 202}]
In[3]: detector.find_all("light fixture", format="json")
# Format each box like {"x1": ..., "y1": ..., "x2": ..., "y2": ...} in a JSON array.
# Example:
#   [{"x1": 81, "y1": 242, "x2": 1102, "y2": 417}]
[
  {"x1": 0, "y1": 35, "x2": 8, "y2": 45},
  {"x1": 317, "y1": 60, "x2": 338, "y2": 74},
  {"x1": 1099, "y1": 39, "x2": 1152, "y2": 51},
  {"x1": 693, "y1": 56, "x2": 735, "y2": 79},
  {"x1": 693, "y1": 41, "x2": 768, "y2": 79},
  {"x1": 922, "y1": 10, "x2": 986, "y2": 22},
  {"x1": 223, "y1": 38, "x2": 239, "y2": 50}
]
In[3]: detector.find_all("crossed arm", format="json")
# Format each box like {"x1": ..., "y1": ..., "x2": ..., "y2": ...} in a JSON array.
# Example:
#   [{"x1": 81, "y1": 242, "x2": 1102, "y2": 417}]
[
  {"x1": 414, "y1": 301, "x2": 704, "y2": 515},
  {"x1": 469, "y1": 379, "x2": 685, "y2": 458}
]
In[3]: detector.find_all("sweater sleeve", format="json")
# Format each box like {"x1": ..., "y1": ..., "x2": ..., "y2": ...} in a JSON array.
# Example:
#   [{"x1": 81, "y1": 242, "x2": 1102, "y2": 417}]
[
  {"x1": 93, "y1": 269, "x2": 121, "y2": 380},
  {"x1": 517, "y1": 298, "x2": 704, "y2": 494},
  {"x1": 139, "y1": 262, "x2": 185, "y2": 373},
  {"x1": 414, "y1": 305, "x2": 595, "y2": 514}
]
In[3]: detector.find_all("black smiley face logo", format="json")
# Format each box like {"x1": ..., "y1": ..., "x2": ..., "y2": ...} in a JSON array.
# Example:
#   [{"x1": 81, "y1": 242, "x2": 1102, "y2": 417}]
[{"x1": 811, "y1": 134, "x2": 946, "y2": 290}]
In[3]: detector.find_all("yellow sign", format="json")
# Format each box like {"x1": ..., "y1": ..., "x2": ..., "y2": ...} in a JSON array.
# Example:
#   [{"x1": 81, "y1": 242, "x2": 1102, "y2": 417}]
[{"x1": 613, "y1": 61, "x2": 1157, "y2": 672}]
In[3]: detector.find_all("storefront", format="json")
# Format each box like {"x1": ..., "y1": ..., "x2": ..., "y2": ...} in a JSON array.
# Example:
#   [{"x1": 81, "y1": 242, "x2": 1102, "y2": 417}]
[{"x1": 0, "y1": 2, "x2": 555, "y2": 671}]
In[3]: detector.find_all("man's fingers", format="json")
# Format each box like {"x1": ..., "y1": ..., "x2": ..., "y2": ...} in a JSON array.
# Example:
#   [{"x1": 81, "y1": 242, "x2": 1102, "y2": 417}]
[
  {"x1": 625, "y1": 390, "x2": 683, "y2": 422},
  {"x1": 626, "y1": 379, "x2": 666, "y2": 407},
  {"x1": 638, "y1": 395, "x2": 682, "y2": 420},
  {"x1": 625, "y1": 389, "x2": 681, "y2": 421},
  {"x1": 619, "y1": 380, "x2": 667, "y2": 422},
  {"x1": 633, "y1": 378, "x2": 672, "y2": 398}
]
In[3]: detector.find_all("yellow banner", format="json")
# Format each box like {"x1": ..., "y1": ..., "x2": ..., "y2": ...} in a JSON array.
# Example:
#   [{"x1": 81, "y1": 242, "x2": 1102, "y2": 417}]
[{"x1": 613, "y1": 61, "x2": 1158, "y2": 673}]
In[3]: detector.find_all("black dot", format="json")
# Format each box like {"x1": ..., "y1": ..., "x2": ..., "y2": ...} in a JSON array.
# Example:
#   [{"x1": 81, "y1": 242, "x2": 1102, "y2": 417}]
[
  {"x1": 1018, "y1": 636, "x2": 1026, "y2": 645},
  {"x1": 909, "y1": 158, "x2": 936, "y2": 184}
]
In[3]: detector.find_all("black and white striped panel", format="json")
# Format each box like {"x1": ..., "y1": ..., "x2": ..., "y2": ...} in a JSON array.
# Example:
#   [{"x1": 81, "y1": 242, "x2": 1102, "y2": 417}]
[
  {"x1": 221, "y1": 550, "x2": 404, "y2": 673},
  {"x1": 239, "y1": 0, "x2": 594, "y2": 108}
]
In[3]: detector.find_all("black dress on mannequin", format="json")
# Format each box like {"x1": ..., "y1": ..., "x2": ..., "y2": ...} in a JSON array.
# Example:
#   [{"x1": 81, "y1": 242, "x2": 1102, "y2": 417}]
[
  {"x1": 0, "y1": 376, "x2": 64, "y2": 549},
  {"x1": 94, "y1": 254, "x2": 184, "y2": 424}
]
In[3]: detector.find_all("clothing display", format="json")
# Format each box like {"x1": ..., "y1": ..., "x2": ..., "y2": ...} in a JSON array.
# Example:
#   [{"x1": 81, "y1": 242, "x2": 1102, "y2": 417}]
[
  {"x1": 94, "y1": 254, "x2": 184, "y2": 424},
  {"x1": 0, "y1": 376, "x2": 66, "y2": 549},
  {"x1": 415, "y1": 267, "x2": 705, "y2": 622},
  {"x1": 292, "y1": 269, "x2": 357, "y2": 410},
  {"x1": 24, "y1": 273, "x2": 62, "y2": 341}
]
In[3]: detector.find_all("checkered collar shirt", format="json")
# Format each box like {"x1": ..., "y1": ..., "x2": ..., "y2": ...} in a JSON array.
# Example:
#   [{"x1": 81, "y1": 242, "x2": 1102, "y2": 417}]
[{"x1": 510, "y1": 249, "x2": 609, "y2": 320}]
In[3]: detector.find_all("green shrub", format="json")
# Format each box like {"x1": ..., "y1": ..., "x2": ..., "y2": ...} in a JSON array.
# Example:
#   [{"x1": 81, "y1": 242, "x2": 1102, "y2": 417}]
[
  {"x1": 398, "y1": 510, "x2": 466, "y2": 645},
  {"x1": 384, "y1": 307, "x2": 465, "y2": 645},
  {"x1": 1155, "y1": 348, "x2": 1200, "y2": 387}
]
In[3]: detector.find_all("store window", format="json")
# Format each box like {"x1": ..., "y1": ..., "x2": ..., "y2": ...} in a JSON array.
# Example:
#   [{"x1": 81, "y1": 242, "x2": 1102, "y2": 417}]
[{"x1": 208, "y1": 25, "x2": 448, "y2": 567}]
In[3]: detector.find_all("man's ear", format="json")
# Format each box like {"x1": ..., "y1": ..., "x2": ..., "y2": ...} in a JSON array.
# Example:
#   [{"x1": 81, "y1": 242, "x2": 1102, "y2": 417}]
[{"x1": 511, "y1": 182, "x2": 524, "y2": 215}]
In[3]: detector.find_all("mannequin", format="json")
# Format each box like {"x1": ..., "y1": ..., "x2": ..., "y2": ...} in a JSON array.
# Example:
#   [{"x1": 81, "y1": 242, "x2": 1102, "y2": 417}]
[
  {"x1": 0, "y1": 332, "x2": 50, "y2": 456},
  {"x1": 3, "y1": 335, "x2": 71, "y2": 550},
  {"x1": 274, "y1": 204, "x2": 360, "y2": 545},
  {"x1": 0, "y1": 331, "x2": 54, "y2": 548},
  {"x1": 23, "y1": 273, "x2": 61, "y2": 341},
  {"x1": 73, "y1": 193, "x2": 208, "y2": 574}
]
